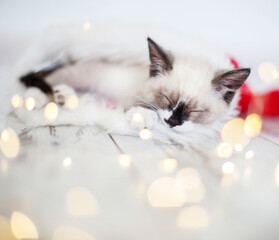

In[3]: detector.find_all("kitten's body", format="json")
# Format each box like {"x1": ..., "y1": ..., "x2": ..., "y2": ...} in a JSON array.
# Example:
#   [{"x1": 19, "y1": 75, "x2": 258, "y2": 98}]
[{"x1": 14, "y1": 23, "x2": 250, "y2": 144}]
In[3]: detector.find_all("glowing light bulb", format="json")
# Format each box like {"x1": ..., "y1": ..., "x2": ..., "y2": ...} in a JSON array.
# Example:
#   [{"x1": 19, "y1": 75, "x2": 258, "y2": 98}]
[
  {"x1": 118, "y1": 154, "x2": 131, "y2": 168},
  {"x1": 132, "y1": 113, "x2": 143, "y2": 123},
  {"x1": 177, "y1": 206, "x2": 209, "y2": 229},
  {"x1": 139, "y1": 128, "x2": 152, "y2": 140},
  {"x1": 244, "y1": 113, "x2": 262, "y2": 137},
  {"x1": 10, "y1": 211, "x2": 39, "y2": 239},
  {"x1": 158, "y1": 158, "x2": 177, "y2": 173},
  {"x1": 25, "y1": 97, "x2": 35, "y2": 111},
  {"x1": 222, "y1": 162, "x2": 235, "y2": 174},
  {"x1": 0, "y1": 128, "x2": 20, "y2": 158},
  {"x1": 11, "y1": 95, "x2": 23, "y2": 108},
  {"x1": 83, "y1": 22, "x2": 91, "y2": 30},
  {"x1": 44, "y1": 102, "x2": 58, "y2": 122},
  {"x1": 216, "y1": 142, "x2": 233, "y2": 158},
  {"x1": 258, "y1": 62, "x2": 279, "y2": 82},
  {"x1": 235, "y1": 144, "x2": 243, "y2": 152},
  {"x1": 66, "y1": 187, "x2": 99, "y2": 217},
  {"x1": 245, "y1": 150, "x2": 254, "y2": 160},
  {"x1": 65, "y1": 95, "x2": 79, "y2": 109},
  {"x1": 147, "y1": 177, "x2": 186, "y2": 207},
  {"x1": 63, "y1": 157, "x2": 72, "y2": 167}
]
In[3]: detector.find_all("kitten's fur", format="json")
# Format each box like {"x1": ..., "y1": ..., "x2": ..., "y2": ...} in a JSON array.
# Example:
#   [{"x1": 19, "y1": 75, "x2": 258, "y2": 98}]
[{"x1": 14, "y1": 23, "x2": 250, "y2": 142}]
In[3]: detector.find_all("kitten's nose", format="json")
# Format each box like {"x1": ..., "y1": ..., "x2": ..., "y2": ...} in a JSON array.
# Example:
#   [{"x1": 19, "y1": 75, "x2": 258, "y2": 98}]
[{"x1": 164, "y1": 117, "x2": 183, "y2": 128}]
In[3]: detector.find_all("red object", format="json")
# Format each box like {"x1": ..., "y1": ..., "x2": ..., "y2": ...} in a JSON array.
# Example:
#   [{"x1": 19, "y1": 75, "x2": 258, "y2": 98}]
[{"x1": 230, "y1": 57, "x2": 279, "y2": 117}]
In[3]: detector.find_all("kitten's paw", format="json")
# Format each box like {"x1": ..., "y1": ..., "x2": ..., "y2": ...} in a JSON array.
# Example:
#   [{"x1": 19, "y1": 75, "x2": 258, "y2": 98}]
[
  {"x1": 53, "y1": 84, "x2": 76, "y2": 106},
  {"x1": 126, "y1": 107, "x2": 158, "y2": 130},
  {"x1": 23, "y1": 87, "x2": 48, "y2": 109}
]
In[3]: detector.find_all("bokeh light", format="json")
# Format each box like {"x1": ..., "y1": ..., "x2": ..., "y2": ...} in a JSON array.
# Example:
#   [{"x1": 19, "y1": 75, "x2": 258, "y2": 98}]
[
  {"x1": 44, "y1": 102, "x2": 58, "y2": 122},
  {"x1": 25, "y1": 97, "x2": 36, "y2": 111},
  {"x1": 0, "y1": 128, "x2": 20, "y2": 158},
  {"x1": 245, "y1": 150, "x2": 254, "y2": 160},
  {"x1": 147, "y1": 177, "x2": 186, "y2": 207},
  {"x1": 176, "y1": 168, "x2": 205, "y2": 203},
  {"x1": 222, "y1": 162, "x2": 235, "y2": 175},
  {"x1": 139, "y1": 128, "x2": 152, "y2": 140},
  {"x1": 118, "y1": 154, "x2": 132, "y2": 168},
  {"x1": 216, "y1": 142, "x2": 233, "y2": 158},
  {"x1": 63, "y1": 157, "x2": 72, "y2": 167},
  {"x1": 132, "y1": 112, "x2": 143, "y2": 123},
  {"x1": 158, "y1": 158, "x2": 177, "y2": 173},
  {"x1": 65, "y1": 95, "x2": 79, "y2": 109},
  {"x1": 10, "y1": 211, "x2": 39, "y2": 239},
  {"x1": 66, "y1": 187, "x2": 99, "y2": 217},
  {"x1": 53, "y1": 226, "x2": 95, "y2": 240},
  {"x1": 258, "y1": 62, "x2": 279, "y2": 82},
  {"x1": 244, "y1": 113, "x2": 262, "y2": 137},
  {"x1": 11, "y1": 95, "x2": 23, "y2": 108},
  {"x1": 83, "y1": 22, "x2": 92, "y2": 30},
  {"x1": 221, "y1": 118, "x2": 250, "y2": 148},
  {"x1": 177, "y1": 205, "x2": 209, "y2": 229},
  {"x1": 235, "y1": 144, "x2": 243, "y2": 152},
  {"x1": 0, "y1": 215, "x2": 16, "y2": 240}
]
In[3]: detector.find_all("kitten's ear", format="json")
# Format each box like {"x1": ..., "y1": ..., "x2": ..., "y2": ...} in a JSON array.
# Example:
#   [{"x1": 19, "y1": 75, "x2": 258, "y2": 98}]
[
  {"x1": 212, "y1": 68, "x2": 251, "y2": 103},
  {"x1": 147, "y1": 37, "x2": 173, "y2": 77}
]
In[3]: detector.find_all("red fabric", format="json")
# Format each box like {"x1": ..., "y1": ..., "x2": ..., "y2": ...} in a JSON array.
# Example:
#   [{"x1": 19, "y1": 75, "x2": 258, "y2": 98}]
[{"x1": 230, "y1": 57, "x2": 279, "y2": 117}]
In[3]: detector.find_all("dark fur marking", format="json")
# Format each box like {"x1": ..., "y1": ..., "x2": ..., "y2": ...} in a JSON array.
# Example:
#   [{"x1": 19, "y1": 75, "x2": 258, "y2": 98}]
[
  {"x1": 164, "y1": 102, "x2": 189, "y2": 127},
  {"x1": 212, "y1": 68, "x2": 251, "y2": 104},
  {"x1": 20, "y1": 65, "x2": 62, "y2": 94},
  {"x1": 147, "y1": 37, "x2": 173, "y2": 77}
]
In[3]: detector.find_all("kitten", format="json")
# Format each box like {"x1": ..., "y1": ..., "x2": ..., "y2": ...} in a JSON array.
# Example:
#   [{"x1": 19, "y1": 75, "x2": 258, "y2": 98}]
[{"x1": 17, "y1": 25, "x2": 250, "y2": 135}]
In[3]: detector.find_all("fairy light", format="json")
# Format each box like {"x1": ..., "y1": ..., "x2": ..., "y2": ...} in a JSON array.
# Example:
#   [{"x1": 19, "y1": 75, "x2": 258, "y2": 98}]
[
  {"x1": 10, "y1": 211, "x2": 39, "y2": 239},
  {"x1": 258, "y1": 62, "x2": 279, "y2": 82},
  {"x1": 245, "y1": 150, "x2": 254, "y2": 160},
  {"x1": 158, "y1": 158, "x2": 177, "y2": 173},
  {"x1": 235, "y1": 144, "x2": 243, "y2": 152},
  {"x1": 132, "y1": 113, "x2": 143, "y2": 123},
  {"x1": 44, "y1": 102, "x2": 58, "y2": 122},
  {"x1": 63, "y1": 157, "x2": 72, "y2": 167},
  {"x1": 83, "y1": 22, "x2": 92, "y2": 30},
  {"x1": 275, "y1": 162, "x2": 279, "y2": 186},
  {"x1": 176, "y1": 205, "x2": 209, "y2": 229},
  {"x1": 25, "y1": 97, "x2": 35, "y2": 111},
  {"x1": 118, "y1": 154, "x2": 131, "y2": 168},
  {"x1": 11, "y1": 95, "x2": 23, "y2": 108},
  {"x1": 222, "y1": 162, "x2": 235, "y2": 174},
  {"x1": 147, "y1": 177, "x2": 186, "y2": 207},
  {"x1": 216, "y1": 142, "x2": 233, "y2": 158},
  {"x1": 222, "y1": 118, "x2": 251, "y2": 148},
  {"x1": 66, "y1": 187, "x2": 99, "y2": 217},
  {"x1": 53, "y1": 226, "x2": 95, "y2": 240},
  {"x1": 0, "y1": 128, "x2": 20, "y2": 158},
  {"x1": 244, "y1": 113, "x2": 262, "y2": 137},
  {"x1": 65, "y1": 95, "x2": 79, "y2": 109},
  {"x1": 139, "y1": 128, "x2": 152, "y2": 140}
]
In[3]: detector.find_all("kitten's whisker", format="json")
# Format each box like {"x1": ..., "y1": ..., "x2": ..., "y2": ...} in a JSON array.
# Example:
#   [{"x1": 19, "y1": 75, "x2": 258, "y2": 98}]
[{"x1": 132, "y1": 96, "x2": 159, "y2": 111}]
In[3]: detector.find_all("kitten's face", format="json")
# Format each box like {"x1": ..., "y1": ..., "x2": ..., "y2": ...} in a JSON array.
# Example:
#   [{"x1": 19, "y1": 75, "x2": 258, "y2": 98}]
[{"x1": 134, "y1": 38, "x2": 250, "y2": 132}]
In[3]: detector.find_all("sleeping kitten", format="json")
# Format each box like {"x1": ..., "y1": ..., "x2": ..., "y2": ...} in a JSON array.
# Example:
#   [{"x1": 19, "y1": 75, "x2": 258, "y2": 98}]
[{"x1": 18, "y1": 28, "x2": 250, "y2": 134}]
